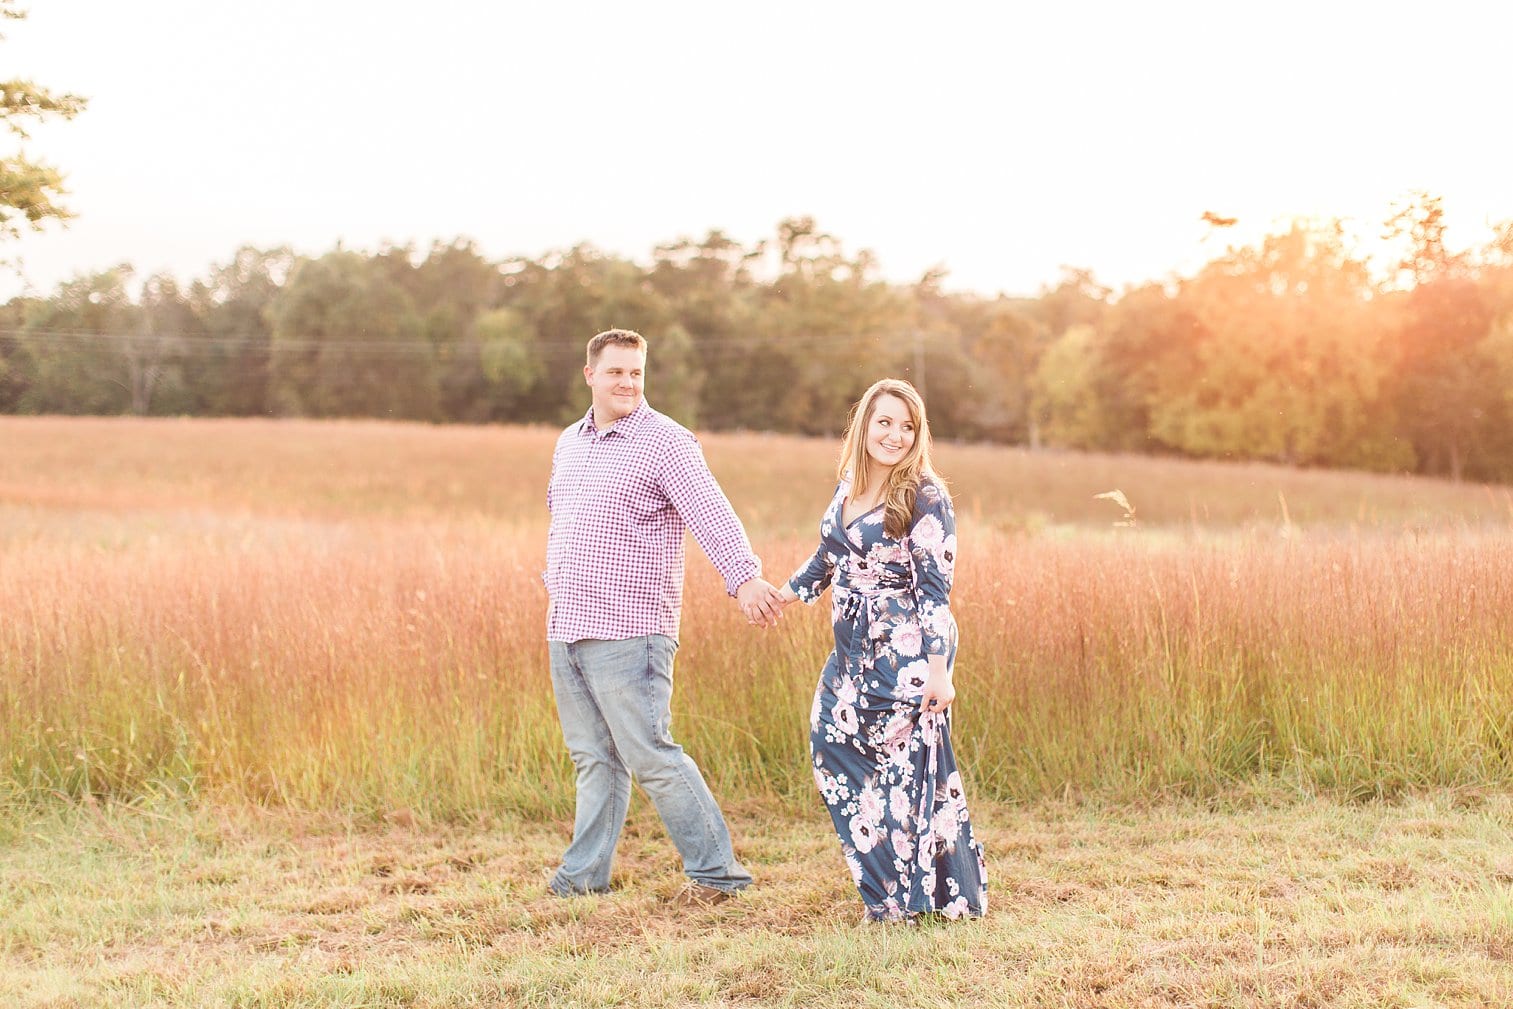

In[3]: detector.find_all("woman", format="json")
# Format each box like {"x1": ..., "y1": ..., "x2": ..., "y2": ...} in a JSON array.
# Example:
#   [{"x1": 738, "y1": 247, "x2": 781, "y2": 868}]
[{"x1": 777, "y1": 378, "x2": 987, "y2": 923}]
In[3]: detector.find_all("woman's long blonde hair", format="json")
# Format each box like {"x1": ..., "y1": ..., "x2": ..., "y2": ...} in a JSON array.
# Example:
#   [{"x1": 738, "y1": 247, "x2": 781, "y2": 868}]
[{"x1": 837, "y1": 379, "x2": 943, "y2": 540}]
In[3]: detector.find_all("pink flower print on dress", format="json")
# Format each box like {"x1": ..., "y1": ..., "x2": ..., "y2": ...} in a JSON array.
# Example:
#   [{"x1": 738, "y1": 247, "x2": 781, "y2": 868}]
[
  {"x1": 849, "y1": 814, "x2": 880, "y2": 854},
  {"x1": 891, "y1": 829, "x2": 915, "y2": 861},
  {"x1": 897, "y1": 659, "x2": 929, "y2": 699},
  {"x1": 931, "y1": 804, "x2": 959, "y2": 854},
  {"x1": 832, "y1": 701, "x2": 859, "y2": 737},
  {"x1": 936, "y1": 532, "x2": 957, "y2": 577},
  {"x1": 946, "y1": 770, "x2": 968, "y2": 822},
  {"x1": 942, "y1": 896, "x2": 971, "y2": 920},
  {"x1": 834, "y1": 674, "x2": 859, "y2": 706},
  {"x1": 918, "y1": 709, "x2": 943, "y2": 745},
  {"x1": 921, "y1": 604, "x2": 954, "y2": 645},
  {"x1": 891, "y1": 621, "x2": 923, "y2": 658},
  {"x1": 817, "y1": 765, "x2": 850, "y2": 805},
  {"x1": 865, "y1": 540, "x2": 907, "y2": 569},
  {"x1": 882, "y1": 713, "x2": 914, "y2": 768},
  {"x1": 910, "y1": 512, "x2": 945, "y2": 551},
  {"x1": 858, "y1": 783, "x2": 885, "y2": 826},
  {"x1": 889, "y1": 784, "x2": 912, "y2": 823}
]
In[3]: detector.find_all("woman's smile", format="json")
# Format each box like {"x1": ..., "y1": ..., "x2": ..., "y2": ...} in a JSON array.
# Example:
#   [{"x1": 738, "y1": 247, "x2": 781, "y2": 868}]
[{"x1": 864, "y1": 394, "x2": 917, "y2": 470}]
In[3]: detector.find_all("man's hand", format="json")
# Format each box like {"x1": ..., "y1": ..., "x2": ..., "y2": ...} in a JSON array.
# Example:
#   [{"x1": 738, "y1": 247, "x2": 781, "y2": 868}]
[{"x1": 737, "y1": 577, "x2": 784, "y2": 628}]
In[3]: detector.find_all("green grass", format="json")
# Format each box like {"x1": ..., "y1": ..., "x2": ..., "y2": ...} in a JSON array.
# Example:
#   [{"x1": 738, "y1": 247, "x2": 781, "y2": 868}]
[{"x1": 2, "y1": 794, "x2": 1511, "y2": 1008}]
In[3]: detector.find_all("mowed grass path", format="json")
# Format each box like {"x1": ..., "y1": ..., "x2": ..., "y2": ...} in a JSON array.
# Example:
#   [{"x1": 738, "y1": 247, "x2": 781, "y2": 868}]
[{"x1": 4, "y1": 795, "x2": 1512, "y2": 1009}]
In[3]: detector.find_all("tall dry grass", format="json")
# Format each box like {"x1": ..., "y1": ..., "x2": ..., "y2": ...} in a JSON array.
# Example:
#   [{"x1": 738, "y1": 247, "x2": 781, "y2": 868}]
[
  {"x1": 2, "y1": 416, "x2": 1512, "y2": 818},
  {"x1": 7, "y1": 414, "x2": 1513, "y2": 532}
]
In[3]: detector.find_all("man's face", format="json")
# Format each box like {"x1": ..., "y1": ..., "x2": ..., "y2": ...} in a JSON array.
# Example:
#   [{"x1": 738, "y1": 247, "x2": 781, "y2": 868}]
[{"x1": 584, "y1": 345, "x2": 646, "y2": 423}]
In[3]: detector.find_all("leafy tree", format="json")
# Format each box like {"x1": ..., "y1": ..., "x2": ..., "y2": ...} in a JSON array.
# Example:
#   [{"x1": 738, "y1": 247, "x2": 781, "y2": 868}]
[
  {"x1": 187, "y1": 246, "x2": 293, "y2": 416},
  {"x1": 1, "y1": 2, "x2": 86, "y2": 243},
  {"x1": 16, "y1": 267, "x2": 140, "y2": 413},
  {"x1": 268, "y1": 251, "x2": 435, "y2": 419},
  {"x1": 499, "y1": 244, "x2": 686, "y2": 424},
  {"x1": 1380, "y1": 195, "x2": 1502, "y2": 480},
  {"x1": 1391, "y1": 277, "x2": 1496, "y2": 480},
  {"x1": 472, "y1": 306, "x2": 541, "y2": 421},
  {"x1": 648, "y1": 230, "x2": 764, "y2": 429},
  {"x1": 1033, "y1": 282, "x2": 1197, "y2": 454},
  {"x1": 127, "y1": 273, "x2": 196, "y2": 414},
  {"x1": 1150, "y1": 222, "x2": 1400, "y2": 468},
  {"x1": 892, "y1": 270, "x2": 980, "y2": 442},
  {"x1": 648, "y1": 321, "x2": 705, "y2": 425},
  {"x1": 1031, "y1": 324, "x2": 1110, "y2": 449},
  {"x1": 0, "y1": 292, "x2": 27, "y2": 408},
  {"x1": 966, "y1": 299, "x2": 1045, "y2": 443},
  {"x1": 375, "y1": 240, "x2": 514, "y2": 422},
  {"x1": 749, "y1": 217, "x2": 909, "y2": 435}
]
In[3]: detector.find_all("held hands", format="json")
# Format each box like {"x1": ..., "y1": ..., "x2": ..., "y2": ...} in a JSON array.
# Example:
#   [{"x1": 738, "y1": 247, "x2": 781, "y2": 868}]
[{"x1": 736, "y1": 577, "x2": 787, "y2": 628}]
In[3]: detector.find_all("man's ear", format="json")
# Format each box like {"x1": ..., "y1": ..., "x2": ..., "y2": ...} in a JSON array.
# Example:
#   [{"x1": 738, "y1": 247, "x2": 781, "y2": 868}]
[{"x1": 583, "y1": 364, "x2": 593, "y2": 386}]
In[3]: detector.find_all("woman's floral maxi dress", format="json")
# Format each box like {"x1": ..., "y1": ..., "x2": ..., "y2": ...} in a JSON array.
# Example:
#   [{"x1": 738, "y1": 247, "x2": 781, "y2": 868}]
[{"x1": 787, "y1": 477, "x2": 987, "y2": 921}]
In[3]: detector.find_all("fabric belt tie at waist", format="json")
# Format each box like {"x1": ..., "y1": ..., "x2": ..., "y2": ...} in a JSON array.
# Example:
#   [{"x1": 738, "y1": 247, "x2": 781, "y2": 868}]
[{"x1": 835, "y1": 583, "x2": 909, "y2": 679}]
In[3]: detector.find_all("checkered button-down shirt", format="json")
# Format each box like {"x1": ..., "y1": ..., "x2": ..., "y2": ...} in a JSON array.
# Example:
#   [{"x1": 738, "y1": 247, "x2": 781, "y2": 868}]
[{"x1": 544, "y1": 401, "x2": 761, "y2": 643}]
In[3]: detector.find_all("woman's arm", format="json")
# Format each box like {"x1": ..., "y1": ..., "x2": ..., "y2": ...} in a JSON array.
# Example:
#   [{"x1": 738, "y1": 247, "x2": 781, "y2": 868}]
[
  {"x1": 785, "y1": 542, "x2": 835, "y2": 604},
  {"x1": 785, "y1": 485, "x2": 842, "y2": 604},
  {"x1": 910, "y1": 481, "x2": 958, "y2": 710}
]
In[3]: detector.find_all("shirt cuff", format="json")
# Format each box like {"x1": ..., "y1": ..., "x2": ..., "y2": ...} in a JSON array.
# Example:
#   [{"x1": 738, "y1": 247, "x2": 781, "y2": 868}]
[{"x1": 723, "y1": 558, "x2": 762, "y2": 597}]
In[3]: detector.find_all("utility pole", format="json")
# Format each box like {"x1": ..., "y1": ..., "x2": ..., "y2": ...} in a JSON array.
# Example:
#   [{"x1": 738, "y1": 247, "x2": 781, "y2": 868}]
[{"x1": 913, "y1": 329, "x2": 927, "y2": 401}]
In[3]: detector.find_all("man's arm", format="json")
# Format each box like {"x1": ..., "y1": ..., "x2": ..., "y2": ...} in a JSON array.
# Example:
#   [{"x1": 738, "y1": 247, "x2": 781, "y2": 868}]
[{"x1": 658, "y1": 430, "x2": 781, "y2": 625}]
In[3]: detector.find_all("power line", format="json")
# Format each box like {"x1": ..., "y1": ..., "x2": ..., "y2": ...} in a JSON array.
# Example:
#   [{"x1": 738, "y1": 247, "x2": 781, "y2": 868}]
[{"x1": 0, "y1": 326, "x2": 914, "y2": 355}]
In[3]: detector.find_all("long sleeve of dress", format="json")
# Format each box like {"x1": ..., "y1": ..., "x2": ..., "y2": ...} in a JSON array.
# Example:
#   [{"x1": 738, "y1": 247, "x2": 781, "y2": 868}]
[
  {"x1": 788, "y1": 484, "x2": 840, "y2": 602},
  {"x1": 787, "y1": 540, "x2": 835, "y2": 603},
  {"x1": 908, "y1": 480, "x2": 957, "y2": 658}
]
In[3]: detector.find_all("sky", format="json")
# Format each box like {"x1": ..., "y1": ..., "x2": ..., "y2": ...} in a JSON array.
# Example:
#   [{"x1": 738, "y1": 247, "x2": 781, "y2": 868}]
[{"x1": 3, "y1": 0, "x2": 1511, "y2": 302}]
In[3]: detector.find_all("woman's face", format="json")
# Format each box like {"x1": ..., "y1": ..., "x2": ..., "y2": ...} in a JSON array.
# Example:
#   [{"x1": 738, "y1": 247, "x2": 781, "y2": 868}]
[{"x1": 864, "y1": 393, "x2": 916, "y2": 476}]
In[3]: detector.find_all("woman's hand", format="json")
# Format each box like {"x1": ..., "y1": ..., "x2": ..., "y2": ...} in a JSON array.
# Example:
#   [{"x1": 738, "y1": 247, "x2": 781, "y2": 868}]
[
  {"x1": 919, "y1": 659, "x2": 954, "y2": 713},
  {"x1": 776, "y1": 584, "x2": 800, "y2": 607}
]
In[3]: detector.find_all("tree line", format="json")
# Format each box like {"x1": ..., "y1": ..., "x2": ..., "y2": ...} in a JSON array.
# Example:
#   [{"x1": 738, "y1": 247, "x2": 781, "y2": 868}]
[{"x1": 4, "y1": 204, "x2": 1513, "y2": 481}]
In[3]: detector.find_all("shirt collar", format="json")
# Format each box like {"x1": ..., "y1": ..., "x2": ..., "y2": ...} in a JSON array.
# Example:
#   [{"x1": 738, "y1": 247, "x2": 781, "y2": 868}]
[{"x1": 578, "y1": 399, "x2": 654, "y2": 439}]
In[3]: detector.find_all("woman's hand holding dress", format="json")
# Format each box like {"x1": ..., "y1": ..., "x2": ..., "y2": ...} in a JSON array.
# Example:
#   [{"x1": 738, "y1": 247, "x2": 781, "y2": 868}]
[{"x1": 919, "y1": 657, "x2": 955, "y2": 712}]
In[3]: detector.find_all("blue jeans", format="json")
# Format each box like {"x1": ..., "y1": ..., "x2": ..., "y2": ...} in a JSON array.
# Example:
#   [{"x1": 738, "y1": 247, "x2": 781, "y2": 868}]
[{"x1": 547, "y1": 634, "x2": 751, "y2": 895}]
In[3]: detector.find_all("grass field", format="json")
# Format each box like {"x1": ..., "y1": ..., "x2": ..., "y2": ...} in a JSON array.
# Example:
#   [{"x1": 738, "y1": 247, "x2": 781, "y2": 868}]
[
  {"x1": 4, "y1": 796, "x2": 1511, "y2": 1008},
  {"x1": 4, "y1": 416, "x2": 1512, "y2": 815},
  {"x1": 8, "y1": 798, "x2": 1513, "y2": 1004},
  {"x1": 3, "y1": 415, "x2": 1513, "y2": 1007}
]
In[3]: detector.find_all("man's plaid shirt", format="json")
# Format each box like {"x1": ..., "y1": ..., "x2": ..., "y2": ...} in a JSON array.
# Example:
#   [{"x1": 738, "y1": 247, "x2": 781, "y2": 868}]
[{"x1": 544, "y1": 401, "x2": 761, "y2": 643}]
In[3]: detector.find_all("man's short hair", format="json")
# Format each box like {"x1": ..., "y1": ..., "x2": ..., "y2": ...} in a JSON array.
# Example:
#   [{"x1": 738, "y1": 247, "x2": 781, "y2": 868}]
[{"x1": 586, "y1": 328, "x2": 648, "y2": 367}]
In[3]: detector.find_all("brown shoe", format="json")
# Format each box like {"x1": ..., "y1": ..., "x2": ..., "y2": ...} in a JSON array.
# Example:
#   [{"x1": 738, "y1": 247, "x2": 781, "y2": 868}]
[{"x1": 669, "y1": 883, "x2": 738, "y2": 908}]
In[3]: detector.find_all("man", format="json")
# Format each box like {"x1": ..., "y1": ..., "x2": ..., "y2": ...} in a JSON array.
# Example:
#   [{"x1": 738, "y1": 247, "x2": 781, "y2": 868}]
[{"x1": 543, "y1": 328, "x2": 782, "y2": 906}]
